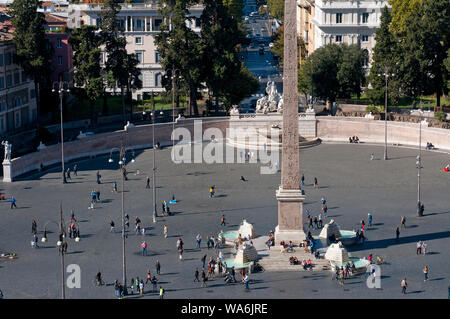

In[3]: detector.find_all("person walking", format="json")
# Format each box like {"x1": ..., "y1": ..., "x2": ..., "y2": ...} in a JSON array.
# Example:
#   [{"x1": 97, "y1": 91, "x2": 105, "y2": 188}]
[
  {"x1": 314, "y1": 177, "x2": 319, "y2": 189},
  {"x1": 112, "y1": 182, "x2": 117, "y2": 193},
  {"x1": 201, "y1": 254, "x2": 207, "y2": 269},
  {"x1": 159, "y1": 286, "x2": 165, "y2": 299},
  {"x1": 243, "y1": 273, "x2": 250, "y2": 290},
  {"x1": 32, "y1": 234, "x2": 39, "y2": 248},
  {"x1": 416, "y1": 241, "x2": 422, "y2": 255},
  {"x1": 201, "y1": 269, "x2": 207, "y2": 287},
  {"x1": 96, "y1": 171, "x2": 102, "y2": 184},
  {"x1": 368, "y1": 213, "x2": 373, "y2": 227},
  {"x1": 322, "y1": 204, "x2": 328, "y2": 217},
  {"x1": 301, "y1": 173, "x2": 305, "y2": 187},
  {"x1": 141, "y1": 241, "x2": 147, "y2": 256},
  {"x1": 422, "y1": 242, "x2": 427, "y2": 255},
  {"x1": 139, "y1": 280, "x2": 144, "y2": 296},
  {"x1": 156, "y1": 260, "x2": 161, "y2": 275},
  {"x1": 423, "y1": 266, "x2": 429, "y2": 281},
  {"x1": 110, "y1": 220, "x2": 115, "y2": 233},
  {"x1": 401, "y1": 278, "x2": 407, "y2": 295},
  {"x1": 396, "y1": 227, "x2": 400, "y2": 240},
  {"x1": 66, "y1": 168, "x2": 71, "y2": 180},
  {"x1": 151, "y1": 276, "x2": 158, "y2": 292},
  {"x1": 401, "y1": 216, "x2": 406, "y2": 229},
  {"x1": 220, "y1": 214, "x2": 226, "y2": 226},
  {"x1": 209, "y1": 186, "x2": 215, "y2": 198},
  {"x1": 196, "y1": 234, "x2": 202, "y2": 248},
  {"x1": 163, "y1": 224, "x2": 168, "y2": 239},
  {"x1": 318, "y1": 214, "x2": 323, "y2": 228},
  {"x1": 10, "y1": 196, "x2": 17, "y2": 209},
  {"x1": 146, "y1": 270, "x2": 152, "y2": 284},
  {"x1": 146, "y1": 177, "x2": 150, "y2": 189},
  {"x1": 240, "y1": 175, "x2": 246, "y2": 182},
  {"x1": 31, "y1": 220, "x2": 37, "y2": 235},
  {"x1": 135, "y1": 277, "x2": 140, "y2": 294},
  {"x1": 194, "y1": 268, "x2": 200, "y2": 282}
]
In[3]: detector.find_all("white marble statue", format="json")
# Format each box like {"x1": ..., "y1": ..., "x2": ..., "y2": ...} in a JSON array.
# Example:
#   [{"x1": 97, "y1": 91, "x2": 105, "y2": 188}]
[
  {"x1": 2, "y1": 140, "x2": 11, "y2": 161},
  {"x1": 256, "y1": 81, "x2": 283, "y2": 113}
]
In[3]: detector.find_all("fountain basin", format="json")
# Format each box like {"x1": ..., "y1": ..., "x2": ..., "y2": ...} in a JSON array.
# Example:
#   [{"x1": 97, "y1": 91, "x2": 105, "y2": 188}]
[
  {"x1": 330, "y1": 257, "x2": 370, "y2": 275},
  {"x1": 221, "y1": 258, "x2": 254, "y2": 273},
  {"x1": 218, "y1": 231, "x2": 238, "y2": 246},
  {"x1": 338, "y1": 230, "x2": 358, "y2": 246}
]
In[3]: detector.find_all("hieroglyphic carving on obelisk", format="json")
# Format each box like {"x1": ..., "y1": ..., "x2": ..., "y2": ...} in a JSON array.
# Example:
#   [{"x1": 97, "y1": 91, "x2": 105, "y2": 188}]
[
  {"x1": 281, "y1": 0, "x2": 299, "y2": 190},
  {"x1": 275, "y1": 0, "x2": 305, "y2": 244}
]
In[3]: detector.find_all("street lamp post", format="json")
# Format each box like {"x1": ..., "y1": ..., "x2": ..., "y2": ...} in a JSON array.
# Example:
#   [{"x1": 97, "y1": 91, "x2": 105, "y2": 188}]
[
  {"x1": 417, "y1": 108, "x2": 424, "y2": 216},
  {"x1": 42, "y1": 206, "x2": 73, "y2": 299},
  {"x1": 53, "y1": 82, "x2": 70, "y2": 184},
  {"x1": 150, "y1": 92, "x2": 163, "y2": 223},
  {"x1": 109, "y1": 141, "x2": 136, "y2": 296}
]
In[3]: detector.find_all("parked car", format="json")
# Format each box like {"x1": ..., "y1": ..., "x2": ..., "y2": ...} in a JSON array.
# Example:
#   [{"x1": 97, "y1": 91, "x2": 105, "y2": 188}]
[{"x1": 269, "y1": 42, "x2": 274, "y2": 48}]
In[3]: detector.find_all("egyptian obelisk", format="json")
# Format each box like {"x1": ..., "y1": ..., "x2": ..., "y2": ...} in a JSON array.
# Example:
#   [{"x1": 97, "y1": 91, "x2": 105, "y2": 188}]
[{"x1": 274, "y1": 0, "x2": 305, "y2": 244}]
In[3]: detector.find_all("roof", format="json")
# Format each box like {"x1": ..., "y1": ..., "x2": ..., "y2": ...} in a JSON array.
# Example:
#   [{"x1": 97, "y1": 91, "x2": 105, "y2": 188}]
[{"x1": 45, "y1": 13, "x2": 67, "y2": 24}]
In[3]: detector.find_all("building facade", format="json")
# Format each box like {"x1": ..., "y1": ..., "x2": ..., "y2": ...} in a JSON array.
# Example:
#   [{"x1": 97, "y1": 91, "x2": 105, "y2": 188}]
[
  {"x1": 297, "y1": 0, "x2": 389, "y2": 68},
  {"x1": 45, "y1": 13, "x2": 73, "y2": 85},
  {"x1": 68, "y1": 1, "x2": 203, "y2": 99},
  {"x1": 0, "y1": 34, "x2": 38, "y2": 135}
]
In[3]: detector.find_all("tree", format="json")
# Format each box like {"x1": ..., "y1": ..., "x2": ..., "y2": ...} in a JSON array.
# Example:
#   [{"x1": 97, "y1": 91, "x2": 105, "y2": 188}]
[
  {"x1": 367, "y1": 6, "x2": 401, "y2": 105},
  {"x1": 304, "y1": 44, "x2": 367, "y2": 107},
  {"x1": 69, "y1": 25, "x2": 104, "y2": 126},
  {"x1": 223, "y1": 0, "x2": 244, "y2": 21},
  {"x1": 200, "y1": 0, "x2": 258, "y2": 109},
  {"x1": 267, "y1": 0, "x2": 284, "y2": 21},
  {"x1": 155, "y1": 0, "x2": 204, "y2": 116},
  {"x1": 388, "y1": 0, "x2": 423, "y2": 37},
  {"x1": 270, "y1": 25, "x2": 307, "y2": 66},
  {"x1": 100, "y1": 0, "x2": 129, "y2": 124},
  {"x1": 9, "y1": 0, "x2": 51, "y2": 126}
]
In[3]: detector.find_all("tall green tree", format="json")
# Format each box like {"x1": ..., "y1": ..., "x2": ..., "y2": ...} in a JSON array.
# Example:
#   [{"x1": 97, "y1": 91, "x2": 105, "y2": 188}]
[
  {"x1": 201, "y1": 0, "x2": 258, "y2": 109},
  {"x1": 10, "y1": 0, "x2": 51, "y2": 126},
  {"x1": 100, "y1": 0, "x2": 129, "y2": 124},
  {"x1": 304, "y1": 44, "x2": 367, "y2": 107},
  {"x1": 69, "y1": 25, "x2": 104, "y2": 126},
  {"x1": 367, "y1": 6, "x2": 401, "y2": 105},
  {"x1": 155, "y1": 0, "x2": 204, "y2": 116},
  {"x1": 388, "y1": 0, "x2": 423, "y2": 37}
]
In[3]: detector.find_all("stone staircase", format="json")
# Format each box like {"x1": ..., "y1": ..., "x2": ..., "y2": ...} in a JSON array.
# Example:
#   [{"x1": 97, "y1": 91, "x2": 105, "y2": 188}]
[{"x1": 253, "y1": 236, "x2": 330, "y2": 272}]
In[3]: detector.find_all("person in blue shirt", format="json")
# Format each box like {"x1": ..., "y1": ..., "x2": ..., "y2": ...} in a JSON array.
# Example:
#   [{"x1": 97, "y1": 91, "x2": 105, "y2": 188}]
[{"x1": 10, "y1": 196, "x2": 16, "y2": 209}]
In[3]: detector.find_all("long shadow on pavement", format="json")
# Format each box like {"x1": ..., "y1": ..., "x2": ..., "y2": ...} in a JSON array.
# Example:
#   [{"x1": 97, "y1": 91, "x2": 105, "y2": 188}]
[{"x1": 348, "y1": 231, "x2": 450, "y2": 252}]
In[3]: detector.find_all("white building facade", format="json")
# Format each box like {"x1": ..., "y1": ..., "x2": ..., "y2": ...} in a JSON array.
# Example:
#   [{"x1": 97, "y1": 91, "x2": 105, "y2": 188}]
[
  {"x1": 301, "y1": 0, "x2": 389, "y2": 68},
  {"x1": 67, "y1": 2, "x2": 203, "y2": 99}
]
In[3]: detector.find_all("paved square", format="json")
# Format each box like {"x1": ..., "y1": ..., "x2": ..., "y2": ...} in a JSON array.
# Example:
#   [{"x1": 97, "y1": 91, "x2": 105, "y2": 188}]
[{"x1": 0, "y1": 142, "x2": 449, "y2": 298}]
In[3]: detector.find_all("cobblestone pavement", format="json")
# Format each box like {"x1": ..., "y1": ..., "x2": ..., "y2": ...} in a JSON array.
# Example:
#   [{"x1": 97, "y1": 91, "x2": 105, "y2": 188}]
[{"x1": 0, "y1": 142, "x2": 449, "y2": 298}]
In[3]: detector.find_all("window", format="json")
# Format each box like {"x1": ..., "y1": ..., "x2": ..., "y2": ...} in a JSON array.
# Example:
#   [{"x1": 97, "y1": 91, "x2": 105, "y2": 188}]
[
  {"x1": 155, "y1": 73, "x2": 162, "y2": 87},
  {"x1": 0, "y1": 54, "x2": 3, "y2": 67},
  {"x1": 154, "y1": 18, "x2": 162, "y2": 31},
  {"x1": 96, "y1": 17, "x2": 102, "y2": 28},
  {"x1": 118, "y1": 19, "x2": 125, "y2": 31},
  {"x1": 5, "y1": 52, "x2": 11, "y2": 65},
  {"x1": 100, "y1": 52, "x2": 104, "y2": 64},
  {"x1": 336, "y1": 13, "x2": 342, "y2": 24},
  {"x1": 0, "y1": 73, "x2": 4, "y2": 89},
  {"x1": 195, "y1": 18, "x2": 201, "y2": 28},
  {"x1": 135, "y1": 37, "x2": 142, "y2": 45},
  {"x1": 0, "y1": 117, "x2": 4, "y2": 133},
  {"x1": 136, "y1": 19, "x2": 143, "y2": 31},
  {"x1": 362, "y1": 13, "x2": 369, "y2": 23},
  {"x1": 58, "y1": 56, "x2": 63, "y2": 65},
  {"x1": 155, "y1": 51, "x2": 159, "y2": 63},
  {"x1": 14, "y1": 96, "x2": 21, "y2": 107},
  {"x1": 362, "y1": 35, "x2": 369, "y2": 42},
  {"x1": 135, "y1": 51, "x2": 143, "y2": 63},
  {"x1": 0, "y1": 100, "x2": 5, "y2": 112},
  {"x1": 336, "y1": 35, "x2": 342, "y2": 43},
  {"x1": 57, "y1": 38, "x2": 62, "y2": 48},
  {"x1": 30, "y1": 89, "x2": 36, "y2": 99},
  {"x1": 14, "y1": 72, "x2": 20, "y2": 85},
  {"x1": 6, "y1": 72, "x2": 12, "y2": 88},
  {"x1": 137, "y1": 94, "x2": 142, "y2": 101},
  {"x1": 22, "y1": 71, "x2": 27, "y2": 83}
]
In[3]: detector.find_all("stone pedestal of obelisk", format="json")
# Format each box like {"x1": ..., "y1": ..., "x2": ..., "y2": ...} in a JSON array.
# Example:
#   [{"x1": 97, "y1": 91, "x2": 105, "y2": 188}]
[{"x1": 274, "y1": 0, "x2": 305, "y2": 245}]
